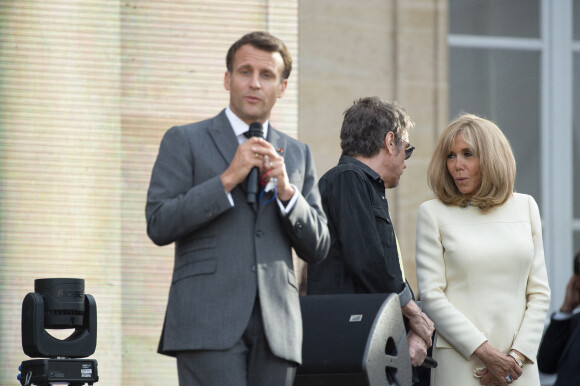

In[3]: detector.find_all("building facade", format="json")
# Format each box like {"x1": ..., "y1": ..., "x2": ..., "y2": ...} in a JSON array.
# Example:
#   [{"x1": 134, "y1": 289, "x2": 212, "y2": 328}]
[{"x1": 1, "y1": 1, "x2": 576, "y2": 384}]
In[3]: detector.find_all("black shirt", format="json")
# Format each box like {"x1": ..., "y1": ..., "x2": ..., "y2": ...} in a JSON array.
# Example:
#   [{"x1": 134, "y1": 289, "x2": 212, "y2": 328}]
[{"x1": 307, "y1": 156, "x2": 412, "y2": 304}]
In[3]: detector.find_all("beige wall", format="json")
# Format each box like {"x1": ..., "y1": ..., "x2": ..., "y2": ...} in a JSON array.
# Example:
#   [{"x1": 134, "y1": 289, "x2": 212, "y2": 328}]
[
  {"x1": 0, "y1": 1, "x2": 124, "y2": 383},
  {"x1": 299, "y1": 0, "x2": 448, "y2": 294},
  {"x1": 0, "y1": 1, "x2": 298, "y2": 385}
]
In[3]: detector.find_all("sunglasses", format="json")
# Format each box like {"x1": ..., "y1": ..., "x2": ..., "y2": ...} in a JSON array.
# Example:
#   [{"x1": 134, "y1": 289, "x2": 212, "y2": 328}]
[{"x1": 395, "y1": 136, "x2": 415, "y2": 160}]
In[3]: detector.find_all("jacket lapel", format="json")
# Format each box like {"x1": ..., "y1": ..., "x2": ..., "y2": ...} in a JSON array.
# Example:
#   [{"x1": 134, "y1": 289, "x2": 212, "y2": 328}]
[
  {"x1": 209, "y1": 110, "x2": 239, "y2": 166},
  {"x1": 267, "y1": 127, "x2": 286, "y2": 160},
  {"x1": 209, "y1": 110, "x2": 250, "y2": 196},
  {"x1": 256, "y1": 127, "x2": 286, "y2": 215}
]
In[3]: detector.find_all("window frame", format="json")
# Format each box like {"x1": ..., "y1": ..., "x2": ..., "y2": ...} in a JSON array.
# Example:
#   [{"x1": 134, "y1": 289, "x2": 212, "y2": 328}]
[{"x1": 448, "y1": 0, "x2": 575, "y2": 313}]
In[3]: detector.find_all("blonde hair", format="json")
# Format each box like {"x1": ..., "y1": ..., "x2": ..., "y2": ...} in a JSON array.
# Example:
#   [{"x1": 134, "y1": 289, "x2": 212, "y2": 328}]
[{"x1": 427, "y1": 114, "x2": 516, "y2": 211}]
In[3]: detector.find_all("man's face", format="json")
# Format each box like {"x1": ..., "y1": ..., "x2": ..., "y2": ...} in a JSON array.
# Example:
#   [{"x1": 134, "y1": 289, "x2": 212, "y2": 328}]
[
  {"x1": 384, "y1": 132, "x2": 408, "y2": 189},
  {"x1": 224, "y1": 44, "x2": 287, "y2": 125}
]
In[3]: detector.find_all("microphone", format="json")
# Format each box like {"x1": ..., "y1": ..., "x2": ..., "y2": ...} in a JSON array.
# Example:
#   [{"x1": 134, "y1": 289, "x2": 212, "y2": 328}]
[
  {"x1": 421, "y1": 356, "x2": 438, "y2": 368},
  {"x1": 246, "y1": 122, "x2": 263, "y2": 204}
]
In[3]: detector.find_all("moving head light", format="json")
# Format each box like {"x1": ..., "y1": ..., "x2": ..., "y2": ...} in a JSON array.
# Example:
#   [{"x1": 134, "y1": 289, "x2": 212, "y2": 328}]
[{"x1": 19, "y1": 278, "x2": 99, "y2": 386}]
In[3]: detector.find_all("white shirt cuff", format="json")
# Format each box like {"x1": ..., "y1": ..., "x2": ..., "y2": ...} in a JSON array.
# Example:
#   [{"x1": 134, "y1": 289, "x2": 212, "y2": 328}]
[{"x1": 276, "y1": 185, "x2": 298, "y2": 214}]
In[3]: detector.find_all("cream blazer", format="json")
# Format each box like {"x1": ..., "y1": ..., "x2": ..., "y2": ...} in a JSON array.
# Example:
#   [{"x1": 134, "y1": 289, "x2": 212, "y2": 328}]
[{"x1": 416, "y1": 193, "x2": 550, "y2": 386}]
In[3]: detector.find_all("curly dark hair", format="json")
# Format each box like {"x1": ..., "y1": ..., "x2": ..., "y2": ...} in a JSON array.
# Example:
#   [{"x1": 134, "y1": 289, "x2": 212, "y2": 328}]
[{"x1": 340, "y1": 97, "x2": 414, "y2": 158}]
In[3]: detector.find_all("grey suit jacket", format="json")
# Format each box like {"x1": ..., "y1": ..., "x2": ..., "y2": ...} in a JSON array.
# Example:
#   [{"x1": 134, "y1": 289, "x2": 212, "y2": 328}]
[{"x1": 146, "y1": 109, "x2": 330, "y2": 364}]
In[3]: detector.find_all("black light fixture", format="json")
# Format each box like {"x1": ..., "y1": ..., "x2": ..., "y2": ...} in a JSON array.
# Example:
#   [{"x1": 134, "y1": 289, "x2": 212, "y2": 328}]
[{"x1": 19, "y1": 278, "x2": 99, "y2": 386}]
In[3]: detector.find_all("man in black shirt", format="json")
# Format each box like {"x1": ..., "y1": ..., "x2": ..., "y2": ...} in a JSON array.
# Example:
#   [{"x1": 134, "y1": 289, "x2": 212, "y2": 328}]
[{"x1": 307, "y1": 97, "x2": 434, "y2": 372}]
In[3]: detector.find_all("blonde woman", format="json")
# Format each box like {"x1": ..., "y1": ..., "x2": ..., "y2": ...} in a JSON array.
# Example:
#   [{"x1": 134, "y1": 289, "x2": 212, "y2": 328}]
[{"x1": 415, "y1": 114, "x2": 550, "y2": 385}]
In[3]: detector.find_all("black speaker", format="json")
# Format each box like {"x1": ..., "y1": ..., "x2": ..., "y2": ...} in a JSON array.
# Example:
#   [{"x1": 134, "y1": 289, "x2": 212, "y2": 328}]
[{"x1": 294, "y1": 293, "x2": 412, "y2": 386}]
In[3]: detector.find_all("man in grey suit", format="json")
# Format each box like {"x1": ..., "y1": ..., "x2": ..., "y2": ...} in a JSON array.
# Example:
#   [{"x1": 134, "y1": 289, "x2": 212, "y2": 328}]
[{"x1": 146, "y1": 31, "x2": 330, "y2": 386}]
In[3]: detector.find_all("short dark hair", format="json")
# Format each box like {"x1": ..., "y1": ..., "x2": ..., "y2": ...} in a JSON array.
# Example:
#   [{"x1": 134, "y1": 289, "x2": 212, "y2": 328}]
[
  {"x1": 340, "y1": 97, "x2": 414, "y2": 158},
  {"x1": 226, "y1": 31, "x2": 292, "y2": 80},
  {"x1": 574, "y1": 251, "x2": 580, "y2": 275}
]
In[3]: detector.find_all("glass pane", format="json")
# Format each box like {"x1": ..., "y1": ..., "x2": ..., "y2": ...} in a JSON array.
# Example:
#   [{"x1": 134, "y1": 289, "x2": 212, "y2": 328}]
[
  {"x1": 575, "y1": 0, "x2": 580, "y2": 40},
  {"x1": 575, "y1": 232, "x2": 580, "y2": 260},
  {"x1": 449, "y1": 0, "x2": 540, "y2": 38},
  {"x1": 574, "y1": 53, "x2": 580, "y2": 218},
  {"x1": 449, "y1": 47, "x2": 541, "y2": 208}
]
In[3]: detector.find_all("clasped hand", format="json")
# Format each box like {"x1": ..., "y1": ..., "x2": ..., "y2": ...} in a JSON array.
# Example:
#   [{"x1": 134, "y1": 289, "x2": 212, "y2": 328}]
[
  {"x1": 220, "y1": 137, "x2": 294, "y2": 201},
  {"x1": 402, "y1": 301, "x2": 435, "y2": 366},
  {"x1": 474, "y1": 343, "x2": 523, "y2": 385}
]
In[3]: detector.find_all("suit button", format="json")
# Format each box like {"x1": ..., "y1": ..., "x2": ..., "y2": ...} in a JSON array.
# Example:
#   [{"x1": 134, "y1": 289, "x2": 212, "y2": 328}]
[
  {"x1": 255, "y1": 230, "x2": 264, "y2": 237},
  {"x1": 204, "y1": 204, "x2": 217, "y2": 218},
  {"x1": 294, "y1": 222, "x2": 303, "y2": 234},
  {"x1": 251, "y1": 265, "x2": 257, "y2": 272}
]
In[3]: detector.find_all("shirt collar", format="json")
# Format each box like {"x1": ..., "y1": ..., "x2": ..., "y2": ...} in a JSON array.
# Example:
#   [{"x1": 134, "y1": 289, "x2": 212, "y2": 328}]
[
  {"x1": 339, "y1": 155, "x2": 384, "y2": 184},
  {"x1": 225, "y1": 106, "x2": 269, "y2": 139}
]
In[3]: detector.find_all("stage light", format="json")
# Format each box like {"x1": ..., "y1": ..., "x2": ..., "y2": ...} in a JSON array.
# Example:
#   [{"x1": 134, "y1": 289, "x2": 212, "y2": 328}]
[{"x1": 18, "y1": 278, "x2": 99, "y2": 386}]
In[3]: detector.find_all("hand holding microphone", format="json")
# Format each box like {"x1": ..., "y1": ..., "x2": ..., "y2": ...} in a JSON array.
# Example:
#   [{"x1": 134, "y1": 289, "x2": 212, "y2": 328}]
[
  {"x1": 219, "y1": 122, "x2": 265, "y2": 194},
  {"x1": 246, "y1": 122, "x2": 264, "y2": 204},
  {"x1": 219, "y1": 121, "x2": 294, "y2": 203},
  {"x1": 244, "y1": 122, "x2": 294, "y2": 204}
]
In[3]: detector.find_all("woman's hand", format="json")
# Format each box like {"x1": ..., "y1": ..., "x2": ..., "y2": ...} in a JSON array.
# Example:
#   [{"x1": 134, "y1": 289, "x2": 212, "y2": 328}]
[{"x1": 473, "y1": 342, "x2": 522, "y2": 385}]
